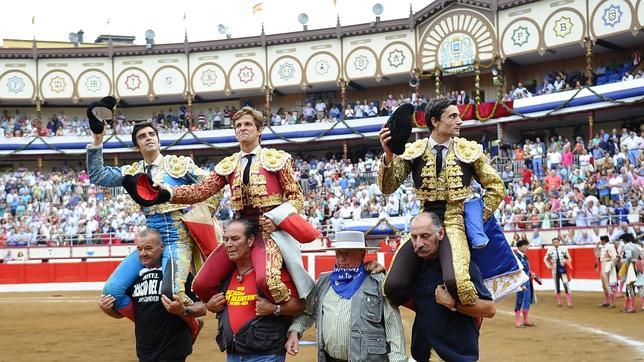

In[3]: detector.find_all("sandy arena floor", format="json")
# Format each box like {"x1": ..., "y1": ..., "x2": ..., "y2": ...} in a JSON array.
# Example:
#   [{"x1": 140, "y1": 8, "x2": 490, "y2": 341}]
[{"x1": 1, "y1": 291, "x2": 642, "y2": 361}]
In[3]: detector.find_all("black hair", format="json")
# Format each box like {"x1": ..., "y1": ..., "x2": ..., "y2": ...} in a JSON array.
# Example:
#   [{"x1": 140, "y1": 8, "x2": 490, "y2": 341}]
[
  {"x1": 599, "y1": 235, "x2": 609, "y2": 242},
  {"x1": 516, "y1": 239, "x2": 529, "y2": 248},
  {"x1": 228, "y1": 218, "x2": 256, "y2": 239},
  {"x1": 620, "y1": 233, "x2": 635, "y2": 243},
  {"x1": 131, "y1": 121, "x2": 159, "y2": 148},
  {"x1": 425, "y1": 97, "x2": 457, "y2": 132}
]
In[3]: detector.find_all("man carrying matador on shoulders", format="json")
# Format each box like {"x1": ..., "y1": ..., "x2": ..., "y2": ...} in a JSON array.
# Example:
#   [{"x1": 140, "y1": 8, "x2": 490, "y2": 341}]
[
  {"x1": 86, "y1": 97, "x2": 220, "y2": 341},
  {"x1": 378, "y1": 98, "x2": 527, "y2": 307},
  {"x1": 153, "y1": 107, "x2": 319, "y2": 307}
]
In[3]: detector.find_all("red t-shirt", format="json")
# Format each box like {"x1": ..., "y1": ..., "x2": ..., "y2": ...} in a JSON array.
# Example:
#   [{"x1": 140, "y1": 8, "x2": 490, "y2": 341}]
[
  {"x1": 225, "y1": 268, "x2": 298, "y2": 334},
  {"x1": 226, "y1": 271, "x2": 258, "y2": 334},
  {"x1": 544, "y1": 175, "x2": 562, "y2": 191},
  {"x1": 521, "y1": 168, "x2": 533, "y2": 184}
]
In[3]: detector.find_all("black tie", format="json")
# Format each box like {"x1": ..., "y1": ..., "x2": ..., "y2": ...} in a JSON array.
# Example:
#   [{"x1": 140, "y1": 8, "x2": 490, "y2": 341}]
[
  {"x1": 145, "y1": 164, "x2": 154, "y2": 179},
  {"x1": 242, "y1": 154, "x2": 254, "y2": 185},
  {"x1": 555, "y1": 247, "x2": 560, "y2": 265},
  {"x1": 434, "y1": 145, "x2": 446, "y2": 176}
]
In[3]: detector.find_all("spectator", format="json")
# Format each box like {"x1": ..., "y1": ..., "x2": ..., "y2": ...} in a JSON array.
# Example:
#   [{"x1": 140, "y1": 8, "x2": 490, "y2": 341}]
[
  {"x1": 553, "y1": 73, "x2": 566, "y2": 91},
  {"x1": 574, "y1": 229, "x2": 597, "y2": 245},
  {"x1": 223, "y1": 106, "x2": 232, "y2": 128},
  {"x1": 544, "y1": 170, "x2": 562, "y2": 191},
  {"x1": 314, "y1": 100, "x2": 326, "y2": 121},
  {"x1": 354, "y1": 101, "x2": 364, "y2": 118},
  {"x1": 213, "y1": 108, "x2": 222, "y2": 129},
  {"x1": 540, "y1": 79, "x2": 555, "y2": 94},
  {"x1": 328, "y1": 104, "x2": 340, "y2": 121},
  {"x1": 513, "y1": 83, "x2": 532, "y2": 99},
  {"x1": 623, "y1": 131, "x2": 642, "y2": 165}
]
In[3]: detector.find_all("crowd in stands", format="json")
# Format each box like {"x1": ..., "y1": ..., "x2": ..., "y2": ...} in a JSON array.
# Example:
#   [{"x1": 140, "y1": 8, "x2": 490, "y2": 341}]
[
  {"x1": 286, "y1": 89, "x2": 471, "y2": 125},
  {"x1": 0, "y1": 167, "x2": 147, "y2": 247},
  {"x1": 292, "y1": 93, "x2": 427, "y2": 124},
  {"x1": 496, "y1": 127, "x2": 643, "y2": 244},
  {"x1": 0, "y1": 121, "x2": 641, "y2": 249},
  {"x1": 506, "y1": 52, "x2": 642, "y2": 100}
]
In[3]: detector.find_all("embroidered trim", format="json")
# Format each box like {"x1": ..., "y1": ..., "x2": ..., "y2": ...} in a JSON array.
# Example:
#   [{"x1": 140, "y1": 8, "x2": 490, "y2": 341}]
[
  {"x1": 163, "y1": 155, "x2": 191, "y2": 178},
  {"x1": 259, "y1": 148, "x2": 290, "y2": 172},
  {"x1": 142, "y1": 203, "x2": 191, "y2": 215},
  {"x1": 121, "y1": 161, "x2": 142, "y2": 176},
  {"x1": 399, "y1": 139, "x2": 428, "y2": 161},
  {"x1": 453, "y1": 137, "x2": 482, "y2": 163},
  {"x1": 483, "y1": 269, "x2": 529, "y2": 301},
  {"x1": 214, "y1": 153, "x2": 240, "y2": 176}
]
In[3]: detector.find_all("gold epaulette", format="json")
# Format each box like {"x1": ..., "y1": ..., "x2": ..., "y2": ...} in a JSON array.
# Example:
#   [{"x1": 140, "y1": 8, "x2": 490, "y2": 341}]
[
  {"x1": 453, "y1": 137, "x2": 483, "y2": 163},
  {"x1": 259, "y1": 148, "x2": 291, "y2": 172},
  {"x1": 121, "y1": 161, "x2": 141, "y2": 176},
  {"x1": 163, "y1": 155, "x2": 193, "y2": 178},
  {"x1": 399, "y1": 139, "x2": 428, "y2": 161},
  {"x1": 214, "y1": 153, "x2": 240, "y2": 176}
]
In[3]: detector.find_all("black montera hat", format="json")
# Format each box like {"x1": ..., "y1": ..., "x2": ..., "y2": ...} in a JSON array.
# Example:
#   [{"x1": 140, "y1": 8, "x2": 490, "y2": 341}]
[
  {"x1": 87, "y1": 96, "x2": 117, "y2": 134},
  {"x1": 385, "y1": 103, "x2": 415, "y2": 155},
  {"x1": 619, "y1": 232, "x2": 635, "y2": 243},
  {"x1": 121, "y1": 173, "x2": 171, "y2": 207}
]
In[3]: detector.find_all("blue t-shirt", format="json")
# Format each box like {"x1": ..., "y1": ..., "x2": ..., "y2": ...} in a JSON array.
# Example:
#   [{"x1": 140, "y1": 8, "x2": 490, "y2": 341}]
[
  {"x1": 411, "y1": 259, "x2": 492, "y2": 362},
  {"x1": 597, "y1": 179, "x2": 610, "y2": 197}
]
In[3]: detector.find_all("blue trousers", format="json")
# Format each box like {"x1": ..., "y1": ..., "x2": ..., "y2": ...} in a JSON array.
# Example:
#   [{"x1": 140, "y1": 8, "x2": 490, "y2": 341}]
[
  {"x1": 103, "y1": 211, "x2": 193, "y2": 310},
  {"x1": 628, "y1": 149, "x2": 640, "y2": 166},
  {"x1": 514, "y1": 283, "x2": 532, "y2": 311},
  {"x1": 533, "y1": 158, "x2": 543, "y2": 178}
]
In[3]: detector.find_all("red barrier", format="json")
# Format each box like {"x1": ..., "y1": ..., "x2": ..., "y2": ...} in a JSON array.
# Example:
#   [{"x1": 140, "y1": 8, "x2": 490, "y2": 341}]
[
  {"x1": 0, "y1": 247, "x2": 599, "y2": 285},
  {"x1": 526, "y1": 247, "x2": 599, "y2": 280},
  {"x1": 0, "y1": 261, "x2": 120, "y2": 285}
]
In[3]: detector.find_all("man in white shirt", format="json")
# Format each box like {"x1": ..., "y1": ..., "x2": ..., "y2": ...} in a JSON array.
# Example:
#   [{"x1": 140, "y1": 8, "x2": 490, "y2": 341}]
[
  {"x1": 574, "y1": 229, "x2": 597, "y2": 245},
  {"x1": 354, "y1": 101, "x2": 365, "y2": 118},
  {"x1": 315, "y1": 100, "x2": 327, "y2": 121},
  {"x1": 608, "y1": 172, "x2": 623, "y2": 201},
  {"x1": 622, "y1": 72, "x2": 634, "y2": 81},
  {"x1": 543, "y1": 237, "x2": 573, "y2": 307},
  {"x1": 610, "y1": 222, "x2": 635, "y2": 241},
  {"x1": 597, "y1": 235, "x2": 618, "y2": 308},
  {"x1": 553, "y1": 74, "x2": 566, "y2": 91},
  {"x1": 530, "y1": 144, "x2": 544, "y2": 178},
  {"x1": 540, "y1": 80, "x2": 555, "y2": 94},
  {"x1": 513, "y1": 83, "x2": 532, "y2": 98},
  {"x1": 622, "y1": 131, "x2": 642, "y2": 165}
]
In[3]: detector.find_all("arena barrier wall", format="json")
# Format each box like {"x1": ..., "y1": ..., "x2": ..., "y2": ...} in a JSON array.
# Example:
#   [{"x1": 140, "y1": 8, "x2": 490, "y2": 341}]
[{"x1": 0, "y1": 247, "x2": 599, "y2": 285}]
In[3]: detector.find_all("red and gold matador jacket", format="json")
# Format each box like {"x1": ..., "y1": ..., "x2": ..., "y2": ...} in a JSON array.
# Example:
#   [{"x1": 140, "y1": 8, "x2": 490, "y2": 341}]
[
  {"x1": 171, "y1": 146, "x2": 305, "y2": 303},
  {"x1": 170, "y1": 146, "x2": 303, "y2": 217}
]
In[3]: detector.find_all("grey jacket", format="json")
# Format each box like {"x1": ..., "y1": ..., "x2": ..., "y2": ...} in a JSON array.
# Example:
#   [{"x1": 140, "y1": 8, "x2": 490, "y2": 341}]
[{"x1": 289, "y1": 271, "x2": 407, "y2": 362}]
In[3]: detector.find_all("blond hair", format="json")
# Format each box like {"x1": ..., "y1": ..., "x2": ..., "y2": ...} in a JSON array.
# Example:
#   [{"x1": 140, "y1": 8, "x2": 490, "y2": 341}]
[{"x1": 232, "y1": 107, "x2": 265, "y2": 130}]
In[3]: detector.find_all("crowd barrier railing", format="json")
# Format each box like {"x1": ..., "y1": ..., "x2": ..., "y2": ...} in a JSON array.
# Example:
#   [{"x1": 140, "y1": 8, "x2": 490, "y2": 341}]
[{"x1": 0, "y1": 245, "x2": 602, "y2": 285}]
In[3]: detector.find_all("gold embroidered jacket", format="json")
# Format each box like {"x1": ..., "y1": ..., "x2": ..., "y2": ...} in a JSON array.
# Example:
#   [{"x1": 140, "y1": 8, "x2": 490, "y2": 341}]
[
  {"x1": 120, "y1": 155, "x2": 219, "y2": 215},
  {"x1": 171, "y1": 147, "x2": 304, "y2": 213},
  {"x1": 377, "y1": 137, "x2": 504, "y2": 219}
]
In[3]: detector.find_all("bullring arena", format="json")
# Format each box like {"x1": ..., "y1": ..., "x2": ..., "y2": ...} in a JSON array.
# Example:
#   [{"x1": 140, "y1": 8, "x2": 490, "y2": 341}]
[
  {"x1": 0, "y1": 289, "x2": 642, "y2": 360},
  {"x1": 1, "y1": 0, "x2": 644, "y2": 360},
  {"x1": 1, "y1": 249, "x2": 643, "y2": 361}
]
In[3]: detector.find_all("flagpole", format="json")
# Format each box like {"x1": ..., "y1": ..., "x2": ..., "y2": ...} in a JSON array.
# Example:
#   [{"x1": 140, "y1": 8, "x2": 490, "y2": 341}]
[
  {"x1": 31, "y1": 16, "x2": 36, "y2": 41},
  {"x1": 183, "y1": 11, "x2": 188, "y2": 40}
]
